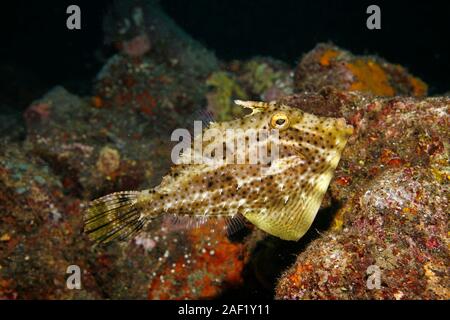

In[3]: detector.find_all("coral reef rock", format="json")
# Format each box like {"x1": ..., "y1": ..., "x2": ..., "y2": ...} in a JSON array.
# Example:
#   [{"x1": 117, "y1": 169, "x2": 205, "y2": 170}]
[
  {"x1": 275, "y1": 90, "x2": 449, "y2": 299},
  {"x1": 0, "y1": 0, "x2": 249, "y2": 300},
  {"x1": 206, "y1": 57, "x2": 293, "y2": 121},
  {"x1": 295, "y1": 43, "x2": 428, "y2": 97}
]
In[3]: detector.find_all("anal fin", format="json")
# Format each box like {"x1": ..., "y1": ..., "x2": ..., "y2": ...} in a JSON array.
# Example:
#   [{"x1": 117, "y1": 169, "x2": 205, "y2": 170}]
[
  {"x1": 159, "y1": 213, "x2": 250, "y2": 240},
  {"x1": 224, "y1": 213, "x2": 249, "y2": 237}
]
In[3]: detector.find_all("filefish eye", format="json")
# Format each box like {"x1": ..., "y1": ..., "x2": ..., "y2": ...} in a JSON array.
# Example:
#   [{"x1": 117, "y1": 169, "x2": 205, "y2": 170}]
[{"x1": 270, "y1": 112, "x2": 290, "y2": 130}]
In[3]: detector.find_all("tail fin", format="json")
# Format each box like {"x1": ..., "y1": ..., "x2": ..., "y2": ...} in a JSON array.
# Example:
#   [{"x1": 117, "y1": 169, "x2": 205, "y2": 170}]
[{"x1": 84, "y1": 191, "x2": 147, "y2": 244}]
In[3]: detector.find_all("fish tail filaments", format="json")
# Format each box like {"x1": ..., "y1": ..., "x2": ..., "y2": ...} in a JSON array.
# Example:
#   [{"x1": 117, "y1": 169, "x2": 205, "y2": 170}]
[{"x1": 84, "y1": 191, "x2": 151, "y2": 244}]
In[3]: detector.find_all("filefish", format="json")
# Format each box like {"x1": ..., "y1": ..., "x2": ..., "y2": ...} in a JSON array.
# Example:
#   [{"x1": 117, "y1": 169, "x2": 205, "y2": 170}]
[{"x1": 84, "y1": 100, "x2": 353, "y2": 243}]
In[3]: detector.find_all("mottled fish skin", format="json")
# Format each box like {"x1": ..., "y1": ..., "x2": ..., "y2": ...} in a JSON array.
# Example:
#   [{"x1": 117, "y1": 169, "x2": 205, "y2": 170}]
[{"x1": 84, "y1": 100, "x2": 353, "y2": 243}]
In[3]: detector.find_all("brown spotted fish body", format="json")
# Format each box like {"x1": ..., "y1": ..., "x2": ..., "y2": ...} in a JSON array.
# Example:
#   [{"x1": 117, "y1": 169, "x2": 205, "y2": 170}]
[{"x1": 84, "y1": 100, "x2": 353, "y2": 243}]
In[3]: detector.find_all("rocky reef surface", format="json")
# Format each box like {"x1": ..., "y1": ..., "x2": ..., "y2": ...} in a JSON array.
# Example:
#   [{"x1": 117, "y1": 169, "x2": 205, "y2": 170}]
[
  {"x1": 0, "y1": 1, "x2": 448, "y2": 300},
  {"x1": 275, "y1": 90, "x2": 448, "y2": 299}
]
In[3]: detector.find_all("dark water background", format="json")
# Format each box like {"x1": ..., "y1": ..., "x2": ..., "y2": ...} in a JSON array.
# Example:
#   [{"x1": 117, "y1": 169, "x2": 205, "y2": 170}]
[{"x1": 0, "y1": 0, "x2": 449, "y2": 114}]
